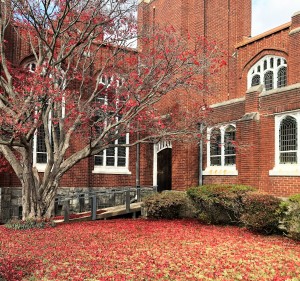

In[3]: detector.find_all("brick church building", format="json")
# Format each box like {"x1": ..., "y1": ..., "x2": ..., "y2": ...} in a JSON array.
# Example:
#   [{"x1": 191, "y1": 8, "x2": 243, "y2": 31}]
[
  {"x1": 138, "y1": 0, "x2": 300, "y2": 197},
  {"x1": 1, "y1": 0, "x2": 300, "y2": 220}
]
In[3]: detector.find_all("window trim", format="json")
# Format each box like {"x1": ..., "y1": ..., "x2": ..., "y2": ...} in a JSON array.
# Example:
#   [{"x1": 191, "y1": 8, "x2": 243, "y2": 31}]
[
  {"x1": 92, "y1": 133, "x2": 131, "y2": 175},
  {"x1": 270, "y1": 111, "x2": 300, "y2": 176},
  {"x1": 33, "y1": 112, "x2": 63, "y2": 173},
  {"x1": 33, "y1": 124, "x2": 49, "y2": 172},
  {"x1": 203, "y1": 124, "x2": 238, "y2": 176},
  {"x1": 28, "y1": 61, "x2": 66, "y2": 173},
  {"x1": 93, "y1": 78, "x2": 131, "y2": 174}
]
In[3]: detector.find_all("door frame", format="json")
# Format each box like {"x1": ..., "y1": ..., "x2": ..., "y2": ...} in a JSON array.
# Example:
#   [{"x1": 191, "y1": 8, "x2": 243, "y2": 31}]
[{"x1": 153, "y1": 141, "x2": 172, "y2": 187}]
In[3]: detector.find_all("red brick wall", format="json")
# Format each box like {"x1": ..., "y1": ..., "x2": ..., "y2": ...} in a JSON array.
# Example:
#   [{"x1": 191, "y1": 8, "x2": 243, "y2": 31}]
[
  {"x1": 236, "y1": 117, "x2": 260, "y2": 188},
  {"x1": 288, "y1": 12, "x2": 300, "y2": 85},
  {"x1": 204, "y1": 176, "x2": 238, "y2": 185},
  {"x1": 172, "y1": 142, "x2": 199, "y2": 190},
  {"x1": 139, "y1": 0, "x2": 251, "y2": 105}
]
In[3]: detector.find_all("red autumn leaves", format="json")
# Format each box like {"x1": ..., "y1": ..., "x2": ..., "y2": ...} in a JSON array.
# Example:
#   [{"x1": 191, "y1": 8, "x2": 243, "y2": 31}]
[{"x1": 1, "y1": 219, "x2": 300, "y2": 280}]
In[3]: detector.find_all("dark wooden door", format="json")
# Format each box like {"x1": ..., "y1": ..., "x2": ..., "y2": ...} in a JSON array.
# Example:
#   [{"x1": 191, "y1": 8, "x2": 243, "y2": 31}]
[{"x1": 157, "y1": 148, "x2": 172, "y2": 192}]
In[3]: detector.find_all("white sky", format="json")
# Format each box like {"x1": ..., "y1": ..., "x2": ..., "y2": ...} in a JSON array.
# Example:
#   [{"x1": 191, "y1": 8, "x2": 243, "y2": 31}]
[{"x1": 252, "y1": 0, "x2": 300, "y2": 36}]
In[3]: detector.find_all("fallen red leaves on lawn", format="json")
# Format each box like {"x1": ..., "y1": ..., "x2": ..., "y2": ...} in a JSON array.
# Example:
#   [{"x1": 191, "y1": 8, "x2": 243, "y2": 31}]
[
  {"x1": 53, "y1": 209, "x2": 106, "y2": 221},
  {"x1": 0, "y1": 219, "x2": 300, "y2": 280}
]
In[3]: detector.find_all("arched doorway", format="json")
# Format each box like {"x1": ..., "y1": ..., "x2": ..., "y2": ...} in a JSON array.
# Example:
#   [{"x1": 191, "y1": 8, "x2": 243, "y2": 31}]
[{"x1": 153, "y1": 141, "x2": 172, "y2": 192}]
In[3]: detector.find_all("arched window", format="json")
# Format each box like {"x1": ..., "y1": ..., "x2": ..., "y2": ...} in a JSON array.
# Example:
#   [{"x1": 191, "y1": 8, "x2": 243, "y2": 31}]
[
  {"x1": 279, "y1": 116, "x2": 297, "y2": 164},
  {"x1": 264, "y1": 71, "x2": 274, "y2": 91},
  {"x1": 208, "y1": 124, "x2": 237, "y2": 168},
  {"x1": 277, "y1": 67, "x2": 287, "y2": 88},
  {"x1": 251, "y1": 74, "x2": 260, "y2": 87},
  {"x1": 248, "y1": 56, "x2": 287, "y2": 91},
  {"x1": 210, "y1": 129, "x2": 221, "y2": 166},
  {"x1": 224, "y1": 125, "x2": 236, "y2": 165}
]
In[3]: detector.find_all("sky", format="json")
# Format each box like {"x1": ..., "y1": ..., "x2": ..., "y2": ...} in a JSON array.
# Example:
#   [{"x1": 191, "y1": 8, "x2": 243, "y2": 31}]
[{"x1": 252, "y1": 0, "x2": 300, "y2": 36}]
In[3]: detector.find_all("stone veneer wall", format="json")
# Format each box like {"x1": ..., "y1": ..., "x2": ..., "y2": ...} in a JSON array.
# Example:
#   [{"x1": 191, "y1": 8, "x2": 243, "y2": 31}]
[{"x1": 0, "y1": 186, "x2": 147, "y2": 223}]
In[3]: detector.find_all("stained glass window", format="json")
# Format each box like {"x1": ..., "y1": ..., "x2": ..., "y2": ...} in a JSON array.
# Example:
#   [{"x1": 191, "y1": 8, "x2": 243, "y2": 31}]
[
  {"x1": 279, "y1": 116, "x2": 297, "y2": 164},
  {"x1": 251, "y1": 74, "x2": 260, "y2": 87},
  {"x1": 277, "y1": 67, "x2": 287, "y2": 88},
  {"x1": 264, "y1": 71, "x2": 274, "y2": 91}
]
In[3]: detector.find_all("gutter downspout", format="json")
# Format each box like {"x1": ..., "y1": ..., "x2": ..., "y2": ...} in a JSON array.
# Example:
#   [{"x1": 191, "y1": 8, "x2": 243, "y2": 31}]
[
  {"x1": 198, "y1": 123, "x2": 204, "y2": 186},
  {"x1": 136, "y1": 132, "x2": 141, "y2": 201}
]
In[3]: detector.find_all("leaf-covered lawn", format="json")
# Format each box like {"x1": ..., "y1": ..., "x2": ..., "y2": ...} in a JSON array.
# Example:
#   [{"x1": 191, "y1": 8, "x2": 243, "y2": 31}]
[{"x1": 0, "y1": 219, "x2": 300, "y2": 281}]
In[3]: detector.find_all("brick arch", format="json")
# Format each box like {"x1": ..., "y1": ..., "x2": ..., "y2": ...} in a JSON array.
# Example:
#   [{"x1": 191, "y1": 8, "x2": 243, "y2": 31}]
[
  {"x1": 19, "y1": 55, "x2": 69, "y2": 72},
  {"x1": 240, "y1": 48, "x2": 288, "y2": 79},
  {"x1": 18, "y1": 54, "x2": 36, "y2": 67}
]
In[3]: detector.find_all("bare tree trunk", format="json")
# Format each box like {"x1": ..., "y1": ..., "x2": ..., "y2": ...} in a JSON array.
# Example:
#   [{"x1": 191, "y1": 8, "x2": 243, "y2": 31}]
[
  {"x1": 21, "y1": 150, "x2": 58, "y2": 220},
  {"x1": 21, "y1": 150, "x2": 35, "y2": 220},
  {"x1": 21, "y1": 177, "x2": 58, "y2": 219},
  {"x1": 21, "y1": 176, "x2": 33, "y2": 219}
]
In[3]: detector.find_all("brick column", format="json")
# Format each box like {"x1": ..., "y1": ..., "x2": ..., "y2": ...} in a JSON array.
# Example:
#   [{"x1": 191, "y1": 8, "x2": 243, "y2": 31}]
[
  {"x1": 236, "y1": 85, "x2": 262, "y2": 188},
  {"x1": 245, "y1": 85, "x2": 263, "y2": 113}
]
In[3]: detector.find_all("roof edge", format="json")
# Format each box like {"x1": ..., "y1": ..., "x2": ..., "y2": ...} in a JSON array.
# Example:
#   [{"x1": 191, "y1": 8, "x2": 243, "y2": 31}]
[{"x1": 236, "y1": 22, "x2": 291, "y2": 49}]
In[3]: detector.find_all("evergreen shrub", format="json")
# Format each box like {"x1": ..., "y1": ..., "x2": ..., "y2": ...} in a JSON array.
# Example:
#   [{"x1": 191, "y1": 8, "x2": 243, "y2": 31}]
[
  {"x1": 142, "y1": 191, "x2": 196, "y2": 219},
  {"x1": 240, "y1": 192, "x2": 281, "y2": 234},
  {"x1": 187, "y1": 184, "x2": 255, "y2": 224},
  {"x1": 280, "y1": 194, "x2": 300, "y2": 240}
]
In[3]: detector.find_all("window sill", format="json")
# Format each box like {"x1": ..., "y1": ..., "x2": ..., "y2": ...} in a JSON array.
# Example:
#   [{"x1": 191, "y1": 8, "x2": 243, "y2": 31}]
[
  {"x1": 269, "y1": 165, "x2": 300, "y2": 176},
  {"x1": 92, "y1": 167, "x2": 132, "y2": 175},
  {"x1": 34, "y1": 163, "x2": 47, "y2": 173},
  {"x1": 203, "y1": 166, "x2": 238, "y2": 176}
]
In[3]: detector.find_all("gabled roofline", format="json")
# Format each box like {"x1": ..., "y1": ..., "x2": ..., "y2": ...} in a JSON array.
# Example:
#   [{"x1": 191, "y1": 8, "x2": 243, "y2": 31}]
[{"x1": 236, "y1": 22, "x2": 291, "y2": 49}]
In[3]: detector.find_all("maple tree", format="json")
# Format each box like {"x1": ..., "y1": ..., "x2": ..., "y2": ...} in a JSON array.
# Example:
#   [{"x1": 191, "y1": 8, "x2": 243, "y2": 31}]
[{"x1": 0, "y1": 0, "x2": 226, "y2": 219}]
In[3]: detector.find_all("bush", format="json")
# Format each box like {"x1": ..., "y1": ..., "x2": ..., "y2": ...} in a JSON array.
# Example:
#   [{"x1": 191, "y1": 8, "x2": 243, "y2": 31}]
[
  {"x1": 240, "y1": 192, "x2": 282, "y2": 234},
  {"x1": 187, "y1": 184, "x2": 255, "y2": 225},
  {"x1": 142, "y1": 191, "x2": 196, "y2": 219},
  {"x1": 280, "y1": 194, "x2": 300, "y2": 240},
  {"x1": 4, "y1": 218, "x2": 56, "y2": 230}
]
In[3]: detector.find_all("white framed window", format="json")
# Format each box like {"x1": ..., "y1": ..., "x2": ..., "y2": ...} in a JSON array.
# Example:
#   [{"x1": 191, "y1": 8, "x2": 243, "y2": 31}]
[
  {"x1": 93, "y1": 76, "x2": 131, "y2": 175},
  {"x1": 248, "y1": 55, "x2": 287, "y2": 91},
  {"x1": 93, "y1": 133, "x2": 131, "y2": 174},
  {"x1": 27, "y1": 61, "x2": 65, "y2": 172},
  {"x1": 33, "y1": 118, "x2": 61, "y2": 172},
  {"x1": 100, "y1": 75, "x2": 112, "y2": 86},
  {"x1": 270, "y1": 111, "x2": 300, "y2": 176},
  {"x1": 203, "y1": 124, "x2": 238, "y2": 176},
  {"x1": 99, "y1": 75, "x2": 124, "y2": 88},
  {"x1": 27, "y1": 62, "x2": 36, "y2": 73},
  {"x1": 33, "y1": 125, "x2": 48, "y2": 172}
]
